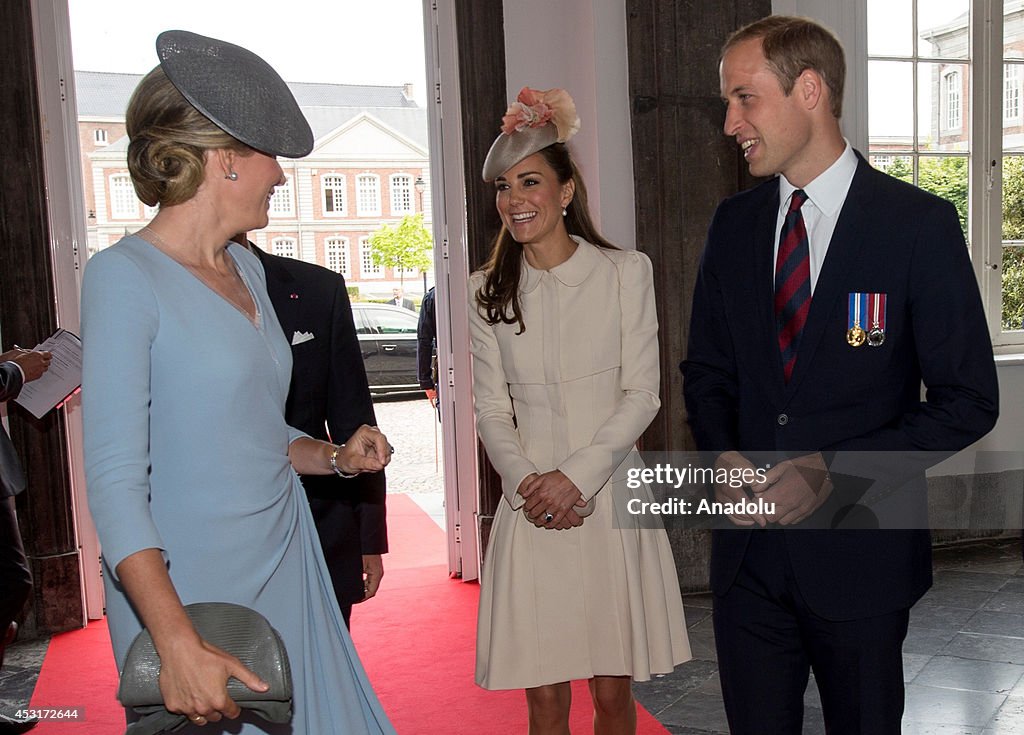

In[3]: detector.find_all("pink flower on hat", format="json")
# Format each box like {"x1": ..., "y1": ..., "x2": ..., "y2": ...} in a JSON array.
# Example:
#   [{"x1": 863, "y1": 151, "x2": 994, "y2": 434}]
[{"x1": 500, "y1": 87, "x2": 580, "y2": 143}]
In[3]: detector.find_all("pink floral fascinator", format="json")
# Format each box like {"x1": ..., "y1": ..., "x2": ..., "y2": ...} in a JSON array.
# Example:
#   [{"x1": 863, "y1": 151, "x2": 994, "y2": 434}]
[{"x1": 481, "y1": 86, "x2": 581, "y2": 182}]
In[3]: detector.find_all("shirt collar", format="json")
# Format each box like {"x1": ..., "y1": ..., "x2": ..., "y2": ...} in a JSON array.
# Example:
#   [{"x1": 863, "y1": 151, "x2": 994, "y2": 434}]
[
  {"x1": 521, "y1": 236, "x2": 600, "y2": 293},
  {"x1": 779, "y1": 140, "x2": 857, "y2": 218}
]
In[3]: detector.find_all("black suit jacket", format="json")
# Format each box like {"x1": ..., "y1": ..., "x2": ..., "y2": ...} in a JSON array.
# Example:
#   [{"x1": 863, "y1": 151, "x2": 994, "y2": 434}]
[
  {"x1": 0, "y1": 362, "x2": 26, "y2": 498},
  {"x1": 682, "y1": 154, "x2": 999, "y2": 620},
  {"x1": 253, "y1": 248, "x2": 388, "y2": 607}
]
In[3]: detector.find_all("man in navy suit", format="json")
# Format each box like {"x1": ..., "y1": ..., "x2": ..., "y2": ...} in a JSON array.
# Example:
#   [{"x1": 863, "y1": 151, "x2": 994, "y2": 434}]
[
  {"x1": 1, "y1": 347, "x2": 49, "y2": 734},
  {"x1": 248, "y1": 243, "x2": 388, "y2": 628},
  {"x1": 682, "y1": 16, "x2": 999, "y2": 734}
]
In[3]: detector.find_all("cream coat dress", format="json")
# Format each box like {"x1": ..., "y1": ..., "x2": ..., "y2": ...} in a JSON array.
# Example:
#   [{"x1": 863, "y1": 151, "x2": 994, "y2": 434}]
[{"x1": 470, "y1": 237, "x2": 691, "y2": 690}]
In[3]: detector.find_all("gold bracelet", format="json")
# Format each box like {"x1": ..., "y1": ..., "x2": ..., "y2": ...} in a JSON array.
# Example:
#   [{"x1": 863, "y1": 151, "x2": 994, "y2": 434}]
[{"x1": 329, "y1": 444, "x2": 358, "y2": 479}]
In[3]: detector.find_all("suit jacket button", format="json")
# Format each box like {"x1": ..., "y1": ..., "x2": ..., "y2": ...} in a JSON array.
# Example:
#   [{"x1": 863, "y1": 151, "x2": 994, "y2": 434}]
[{"x1": 777, "y1": 413, "x2": 789, "y2": 426}]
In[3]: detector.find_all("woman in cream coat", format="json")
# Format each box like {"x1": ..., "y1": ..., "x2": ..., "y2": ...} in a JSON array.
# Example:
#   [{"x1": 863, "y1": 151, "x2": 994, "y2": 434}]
[{"x1": 470, "y1": 87, "x2": 691, "y2": 735}]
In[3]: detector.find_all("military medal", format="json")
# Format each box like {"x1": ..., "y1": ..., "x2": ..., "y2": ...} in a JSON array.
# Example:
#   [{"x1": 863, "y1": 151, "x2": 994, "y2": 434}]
[
  {"x1": 847, "y1": 292, "x2": 867, "y2": 347},
  {"x1": 867, "y1": 292, "x2": 887, "y2": 347}
]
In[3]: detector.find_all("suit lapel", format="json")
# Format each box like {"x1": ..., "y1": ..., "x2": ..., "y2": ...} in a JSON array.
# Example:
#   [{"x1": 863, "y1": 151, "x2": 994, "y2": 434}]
[
  {"x1": 785, "y1": 158, "x2": 874, "y2": 393},
  {"x1": 256, "y1": 249, "x2": 301, "y2": 338},
  {"x1": 752, "y1": 185, "x2": 786, "y2": 389}
]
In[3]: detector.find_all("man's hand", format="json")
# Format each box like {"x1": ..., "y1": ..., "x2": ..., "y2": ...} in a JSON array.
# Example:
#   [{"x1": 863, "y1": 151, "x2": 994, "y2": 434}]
[
  {"x1": 1, "y1": 348, "x2": 51, "y2": 383},
  {"x1": 754, "y1": 452, "x2": 832, "y2": 525},
  {"x1": 714, "y1": 451, "x2": 767, "y2": 527},
  {"x1": 359, "y1": 554, "x2": 384, "y2": 601},
  {"x1": 424, "y1": 388, "x2": 438, "y2": 407}
]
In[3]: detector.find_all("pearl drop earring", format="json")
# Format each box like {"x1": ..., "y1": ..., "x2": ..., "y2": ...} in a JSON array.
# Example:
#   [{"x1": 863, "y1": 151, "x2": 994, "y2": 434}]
[
  {"x1": 562, "y1": 208, "x2": 567, "y2": 217},
  {"x1": 225, "y1": 171, "x2": 238, "y2": 181}
]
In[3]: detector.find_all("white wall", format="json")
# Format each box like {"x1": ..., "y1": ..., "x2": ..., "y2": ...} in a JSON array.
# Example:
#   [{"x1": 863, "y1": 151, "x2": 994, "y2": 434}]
[
  {"x1": 772, "y1": 0, "x2": 868, "y2": 152},
  {"x1": 502, "y1": 0, "x2": 636, "y2": 250}
]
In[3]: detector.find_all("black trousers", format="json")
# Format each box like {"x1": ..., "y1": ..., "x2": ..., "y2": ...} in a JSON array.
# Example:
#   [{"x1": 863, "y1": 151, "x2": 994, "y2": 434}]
[
  {"x1": 0, "y1": 496, "x2": 32, "y2": 668},
  {"x1": 713, "y1": 531, "x2": 909, "y2": 735}
]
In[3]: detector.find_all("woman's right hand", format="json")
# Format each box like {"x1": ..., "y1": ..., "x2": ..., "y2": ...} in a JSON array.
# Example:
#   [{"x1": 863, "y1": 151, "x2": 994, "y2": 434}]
[
  {"x1": 115, "y1": 550, "x2": 269, "y2": 726},
  {"x1": 156, "y1": 635, "x2": 269, "y2": 725}
]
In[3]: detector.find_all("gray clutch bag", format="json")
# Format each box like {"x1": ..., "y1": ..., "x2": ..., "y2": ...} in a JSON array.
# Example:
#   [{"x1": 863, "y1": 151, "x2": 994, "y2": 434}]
[{"x1": 117, "y1": 602, "x2": 293, "y2": 734}]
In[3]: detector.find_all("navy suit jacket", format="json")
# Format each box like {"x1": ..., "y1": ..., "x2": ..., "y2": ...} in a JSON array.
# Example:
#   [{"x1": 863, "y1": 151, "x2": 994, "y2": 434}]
[
  {"x1": 682, "y1": 154, "x2": 999, "y2": 620},
  {"x1": 253, "y1": 248, "x2": 388, "y2": 608},
  {"x1": 0, "y1": 362, "x2": 26, "y2": 498}
]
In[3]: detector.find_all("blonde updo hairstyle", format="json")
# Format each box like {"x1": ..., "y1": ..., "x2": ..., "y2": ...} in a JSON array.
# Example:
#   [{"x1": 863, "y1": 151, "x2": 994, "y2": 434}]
[{"x1": 126, "y1": 66, "x2": 250, "y2": 207}]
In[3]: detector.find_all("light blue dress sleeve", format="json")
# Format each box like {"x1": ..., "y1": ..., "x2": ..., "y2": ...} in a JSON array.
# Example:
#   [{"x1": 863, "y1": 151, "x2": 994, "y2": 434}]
[{"x1": 81, "y1": 247, "x2": 165, "y2": 578}]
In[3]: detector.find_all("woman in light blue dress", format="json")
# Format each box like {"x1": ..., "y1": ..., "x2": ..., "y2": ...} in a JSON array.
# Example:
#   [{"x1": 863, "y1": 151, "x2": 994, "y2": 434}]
[{"x1": 81, "y1": 31, "x2": 396, "y2": 734}]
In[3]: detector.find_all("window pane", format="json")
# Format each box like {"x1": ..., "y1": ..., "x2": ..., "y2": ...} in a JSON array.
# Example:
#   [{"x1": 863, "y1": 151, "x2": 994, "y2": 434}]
[
  {"x1": 1005, "y1": 62, "x2": 1024, "y2": 146},
  {"x1": 918, "y1": 63, "x2": 969, "y2": 151},
  {"x1": 871, "y1": 155, "x2": 913, "y2": 179},
  {"x1": 1002, "y1": 245, "x2": 1024, "y2": 330},
  {"x1": 368, "y1": 309, "x2": 417, "y2": 334},
  {"x1": 273, "y1": 238, "x2": 298, "y2": 259},
  {"x1": 869, "y1": 61, "x2": 914, "y2": 149},
  {"x1": 867, "y1": 0, "x2": 913, "y2": 56},
  {"x1": 918, "y1": 155, "x2": 968, "y2": 239},
  {"x1": 919, "y1": 1, "x2": 969, "y2": 60},
  {"x1": 1005, "y1": 2, "x2": 1024, "y2": 52}
]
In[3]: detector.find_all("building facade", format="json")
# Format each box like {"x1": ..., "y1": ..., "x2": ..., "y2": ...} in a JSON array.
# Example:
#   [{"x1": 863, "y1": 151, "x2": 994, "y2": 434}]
[{"x1": 76, "y1": 71, "x2": 433, "y2": 299}]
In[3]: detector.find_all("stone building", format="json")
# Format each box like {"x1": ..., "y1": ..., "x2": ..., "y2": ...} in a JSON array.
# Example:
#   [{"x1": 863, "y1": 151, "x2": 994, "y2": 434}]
[{"x1": 75, "y1": 70, "x2": 432, "y2": 299}]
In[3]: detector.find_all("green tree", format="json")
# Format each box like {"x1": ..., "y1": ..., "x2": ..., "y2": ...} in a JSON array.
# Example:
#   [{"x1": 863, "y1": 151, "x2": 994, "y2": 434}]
[
  {"x1": 878, "y1": 154, "x2": 1024, "y2": 329},
  {"x1": 368, "y1": 213, "x2": 434, "y2": 286}
]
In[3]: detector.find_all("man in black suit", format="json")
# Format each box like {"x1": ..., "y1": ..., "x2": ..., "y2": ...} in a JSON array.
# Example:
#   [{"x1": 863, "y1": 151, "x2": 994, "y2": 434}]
[
  {"x1": 388, "y1": 287, "x2": 415, "y2": 312},
  {"x1": 416, "y1": 286, "x2": 438, "y2": 412},
  {"x1": 1, "y1": 347, "x2": 50, "y2": 734},
  {"x1": 682, "y1": 16, "x2": 999, "y2": 734},
  {"x1": 248, "y1": 244, "x2": 387, "y2": 628}
]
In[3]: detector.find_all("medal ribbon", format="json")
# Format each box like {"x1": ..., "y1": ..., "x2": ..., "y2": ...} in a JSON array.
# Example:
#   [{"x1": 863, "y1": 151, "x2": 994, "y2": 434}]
[
  {"x1": 848, "y1": 292, "x2": 868, "y2": 331},
  {"x1": 869, "y1": 292, "x2": 886, "y2": 332}
]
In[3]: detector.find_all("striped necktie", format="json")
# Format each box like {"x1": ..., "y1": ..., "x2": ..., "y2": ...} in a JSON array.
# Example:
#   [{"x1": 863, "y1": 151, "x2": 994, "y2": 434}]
[{"x1": 774, "y1": 189, "x2": 811, "y2": 383}]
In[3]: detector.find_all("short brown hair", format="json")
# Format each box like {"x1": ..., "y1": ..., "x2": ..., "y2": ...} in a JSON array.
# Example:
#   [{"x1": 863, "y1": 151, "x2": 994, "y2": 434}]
[
  {"x1": 125, "y1": 67, "x2": 249, "y2": 207},
  {"x1": 722, "y1": 15, "x2": 845, "y2": 118}
]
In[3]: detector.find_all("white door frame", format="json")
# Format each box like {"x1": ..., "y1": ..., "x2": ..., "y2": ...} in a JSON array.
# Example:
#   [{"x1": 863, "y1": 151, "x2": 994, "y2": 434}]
[
  {"x1": 423, "y1": 0, "x2": 480, "y2": 581},
  {"x1": 29, "y1": 0, "x2": 102, "y2": 621}
]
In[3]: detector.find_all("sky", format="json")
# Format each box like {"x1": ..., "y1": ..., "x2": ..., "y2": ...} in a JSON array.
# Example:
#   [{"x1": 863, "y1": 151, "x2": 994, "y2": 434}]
[
  {"x1": 67, "y1": 0, "x2": 429, "y2": 105},
  {"x1": 866, "y1": 0, "x2": 971, "y2": 139}
]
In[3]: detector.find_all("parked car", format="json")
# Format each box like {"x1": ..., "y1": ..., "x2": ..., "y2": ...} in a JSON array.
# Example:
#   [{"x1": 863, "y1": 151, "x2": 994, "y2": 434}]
[{"x1": 351, "y1": 302, "x2": 420, "y2": 394}]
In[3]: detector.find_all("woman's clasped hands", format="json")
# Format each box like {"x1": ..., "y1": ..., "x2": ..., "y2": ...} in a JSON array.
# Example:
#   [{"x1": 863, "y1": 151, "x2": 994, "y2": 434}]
[{"x1": 518, "y1": 470, "x2": 589, "y2": 530}]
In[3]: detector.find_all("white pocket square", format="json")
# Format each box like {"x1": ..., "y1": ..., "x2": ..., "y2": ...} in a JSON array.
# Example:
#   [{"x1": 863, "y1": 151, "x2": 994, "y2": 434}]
[{"x1": 291, "y1": 331, "x2": 315, "y2": 345}]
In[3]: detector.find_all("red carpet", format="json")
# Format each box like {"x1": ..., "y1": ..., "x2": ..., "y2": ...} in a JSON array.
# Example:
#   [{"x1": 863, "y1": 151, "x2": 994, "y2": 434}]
[
  {"x1": 27, "y1": 493, "x2": 670, "y2": 733},
  {"x1": 350, "y1": 493, "x2": 670, "y2": 734},
  {"x1": 29, "y1": 617, "x2": 123, "y2": 733}
]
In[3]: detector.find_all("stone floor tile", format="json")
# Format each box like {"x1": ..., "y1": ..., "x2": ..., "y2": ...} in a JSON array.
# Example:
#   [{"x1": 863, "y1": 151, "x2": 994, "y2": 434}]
[
  {"x1": 962, "y1": 610, "x2": 1024, "y2": 637},
  {"x1": 942, "y1": 633, "x2": 1024, "y2": 665},
  {"x1": 912, "y1": 655, "x2": 1024, "y2": 694},
  {"x1": 902, "y1": 683, "x2": 1005, "y2": 726},
  {"x1": 904, "y1": 626, "x2": 959, "y2": 656},
  {"x1": 984, "y1": 695, "x2": 1024, "y2": 733},
  {"x1": 982, "y1": 591, "x2": 1024, "y2": 614}
]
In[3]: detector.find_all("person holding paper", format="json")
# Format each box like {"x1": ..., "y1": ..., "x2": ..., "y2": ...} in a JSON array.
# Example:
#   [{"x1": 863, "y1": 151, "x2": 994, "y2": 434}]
[{"x1": 1, "y1": 346, "x2": 50, "y2": 734}]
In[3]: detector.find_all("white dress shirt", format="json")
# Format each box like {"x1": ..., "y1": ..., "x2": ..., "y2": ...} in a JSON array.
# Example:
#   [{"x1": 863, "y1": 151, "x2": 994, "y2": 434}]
[{"x1": 774, "y1": 141, "x2": 858, "y2": 293}]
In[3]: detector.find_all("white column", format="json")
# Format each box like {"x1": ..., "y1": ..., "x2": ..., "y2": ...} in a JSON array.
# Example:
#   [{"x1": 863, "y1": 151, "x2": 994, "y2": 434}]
[
  {"x1": 502, "y1": 0, "x2": 636, "y2": 250},
  {"x1": 772, "y1": 0, "x2": 869, "y2": 153}
]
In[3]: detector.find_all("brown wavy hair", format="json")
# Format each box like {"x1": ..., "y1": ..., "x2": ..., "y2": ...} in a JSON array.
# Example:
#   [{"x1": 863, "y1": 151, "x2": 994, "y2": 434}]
[
  {"x1": 126, "y1": 66, "x2": 250, "y2": 207},
  {"x1": 475, "y1": 143, "x2": 618, "y2": 333},
  {"x1": 722, "y1": 15, "x2": 845, "y2": 118}
]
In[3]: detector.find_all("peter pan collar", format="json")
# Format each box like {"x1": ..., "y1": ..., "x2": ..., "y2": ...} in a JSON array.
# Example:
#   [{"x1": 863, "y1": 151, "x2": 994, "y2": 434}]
[{"x1": 520, "y1": 236, "x2": 600, "y2": 293}]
